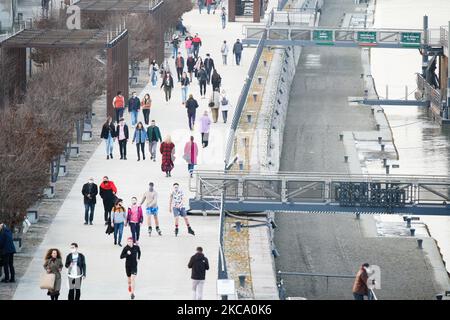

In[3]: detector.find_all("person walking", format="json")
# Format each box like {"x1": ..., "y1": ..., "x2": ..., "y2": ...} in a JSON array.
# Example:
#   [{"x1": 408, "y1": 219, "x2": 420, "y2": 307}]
[
  {"x1": 197, "y1": 0, "x2": 204, "y2": 14},
  {"x1": 127, "y1": 197, "x2": 143, "y2": 245},
  {"x1": 209, "y1": 87, "x2": 221, "y2": 123},
  {"x1": 113, "y1": 91, "x2": 125, "y2": 123},
  {"x1": 220, "y1": 89, "x2": 231, "y2": 123},
  {"x1": 147, "y1": 120, "x2": 162, "y2": 162},
  {"x1": 100, "y1": 116, "x2": 116, "y2": 160},
  {"x1": 186, "y1": 94, "x2": 199, "y2": 131},
  {"x1": 233, "y1": 39, "x2": 244, "y2": 65},
  {"x1": 192, "y1": 34, "x2": 202, "y2": 59},
  {"x1": 99, "y1": 176, "x2": 117, "y2": 225},
  {"x1": 188, "y1": 247, "x2": 209, "y2": 300},
  {"x1": 184, "y1": 136, "x2": 199, "y2": 177},
  {"x1": 221, "y1": 40, "x2": 229, "y2": 65},
  {"x1": 132, "y1": 122, "x2": 147, "y2": 161},
  {"x1": 140, "y1": 182, "x2": 162, "y2": 236},
  {"x1": 198, "y1": 66, "x2": 208, "y2": 99},
  {"x1": 169, "y1": 183, "x2": 195, "y2": 237},
  {"x1": 161, "y1": 72, "x2": 174, "y2": 103},
  {"x1": 81, "y1": 177, "x2": 98, "y2": 225},
  {"x1": 211, "y1": 69, "x2": 222, "y2": 92},
  {"x1": 194, "y1": 56, "x2": 203, "y2": 79},
  {"x1": 185, "y1": 35, "x2": 193, "y2": 56},
  {"x1": 175, "y1": 53, "x2": 185, "y2": 82},
  {"x1": 65, "y1": 243, "x2": 86, "y2": 300},
  {"x1": 171, "y1": 34, "x2": 180, "y2": 59},
  {"x1": 186, "y1": 54, "x2": 196, "y2": 82},
  {"x1": 181, "y1": 72, "x2": 190, "y2": 105},
  {"x1": 0, "y1": 224, "x2": 16, "y2": 283},
  {"x1": 116, "y1": 118, "x2": 129, "y2": 160},
  {"x1": 141, "y1": 94, "x2": 152, "y2": 125},
  {"x1": 150, "y1": 60, "x2": 159, "y2": 87},
  {"x1": 43, "y1": 248, "x2": 63, "y2": 300},
  {"x1": 120, "y1": 237, "x2": 141, "y2": 300},
  {"x1": 221, "y1": 7, "x2": 227, "y2": 29},
  {"x1": 206, "y1": 0, "x2": 213, "y2": 14},
  {"x1": 128, "y1": 92, "x2": 140, "y2": 127},
  {"x1": 160, "y1": 136, "x2": 175, "y2": 177},
  {"x1": 200, "y1": 110, "x2": 211, "y2": 148},
  {"x1": 204, "y1": 54, "x2": 215, "y2": 85},
  {"x1": 112, "y1": 198, "x2": 127, "y2": 247},
  {"x1": 352, "y1": 263, "x2": 370, "y2": 300}
]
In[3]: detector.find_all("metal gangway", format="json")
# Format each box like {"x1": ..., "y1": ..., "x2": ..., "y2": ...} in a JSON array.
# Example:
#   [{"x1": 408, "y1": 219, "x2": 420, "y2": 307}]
[{"x1": 189, "y1": 170, "x2": 450, "y2": 216}]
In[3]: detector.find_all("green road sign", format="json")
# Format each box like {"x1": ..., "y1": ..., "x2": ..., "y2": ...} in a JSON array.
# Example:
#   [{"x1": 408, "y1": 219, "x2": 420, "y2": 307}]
[
  {"x1": 401, "y1": 32, "x2": 421, "y2": 44},
  {"x1": 357, "y1": 31, "x2": 377, "y2": 43},
  {"x1": 313, "y1": 30, "x2": 333, "y2": 41}
]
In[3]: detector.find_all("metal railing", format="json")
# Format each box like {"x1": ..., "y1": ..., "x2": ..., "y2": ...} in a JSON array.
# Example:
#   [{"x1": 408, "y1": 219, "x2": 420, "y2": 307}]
[
  {"x1": 277, "y1": 271, "x2": 377, "y2": 300},
  {"x1": 224, "y1": 28, "x2": 268, "y2": 167}
]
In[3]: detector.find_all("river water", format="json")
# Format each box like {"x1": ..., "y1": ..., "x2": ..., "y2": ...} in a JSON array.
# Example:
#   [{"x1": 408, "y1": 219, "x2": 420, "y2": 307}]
[{"x1": 371, "y1": 0, "x2": 450, "y2": 272}]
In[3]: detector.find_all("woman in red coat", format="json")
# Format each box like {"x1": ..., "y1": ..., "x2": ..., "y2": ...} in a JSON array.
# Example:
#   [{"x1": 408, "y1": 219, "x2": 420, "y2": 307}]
[{"x1": 160, "y1": 135, "x2": 175, "y2": 177}]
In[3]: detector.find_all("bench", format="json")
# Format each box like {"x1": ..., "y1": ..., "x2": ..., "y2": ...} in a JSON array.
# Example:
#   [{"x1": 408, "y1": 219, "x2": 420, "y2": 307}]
[
  {"x1": 70, "y1": 144, "x2": 80, "y2": 157},
  {"x1": 44, "y1": 184, "x2": 55, "y2": 199},
  {"x1": 27, "y1": 208, "x2": 39, "y2": 224},
  {"x1": 58, "y1": 164, "x2": 67, "y2": 177}
]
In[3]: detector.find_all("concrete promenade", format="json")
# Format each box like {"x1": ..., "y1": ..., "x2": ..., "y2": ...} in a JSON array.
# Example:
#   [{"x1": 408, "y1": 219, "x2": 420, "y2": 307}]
[{"x1": 13, "y1": 8, "x2": 256, "y2": 300}]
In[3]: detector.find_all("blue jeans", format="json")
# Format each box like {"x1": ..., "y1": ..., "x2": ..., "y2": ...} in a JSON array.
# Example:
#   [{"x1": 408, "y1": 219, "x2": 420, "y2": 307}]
[
  {"x1": 222, "y1": 16, "x2": 226, "y2": 29},
  {"x1": 129, "y1": 222, "x2": 140, "y2": 243},
  {"x1": 106, "y1": 133, "x2": 113, "y2": 155},
  {"x1": 353, "y1": 293, "x2": 364, "y2": 300},
  {"x1": 181, "y1": 86, "x2": 189, "y2": 103},
  {"x1": 151, "y1": 71, "x2": 158, "y2": 86},
  {"x1": 172, "y1": 46, "x2": 178, "y2": 58},
  {"x1": 131, "y1": 110, "x2": 138, "y2": 126},
  {"x1": 207, "y1": 4, "x2": 211, "y2": 14},
  {"x1": 198, "y1": 2, "x2": 203, "y2": 13},
  {"x1": 114, "y1": 222, "x2": 124, "y2": 244},
  {"x1": 235, "y1": 53, "x2": 242, "y2": 65},
  {"x1": 188, "y1": 164, "x2": 195, "y2": 174},
  {"x1": 84, "y1": 203, "x2": 95, "y2": 223}
]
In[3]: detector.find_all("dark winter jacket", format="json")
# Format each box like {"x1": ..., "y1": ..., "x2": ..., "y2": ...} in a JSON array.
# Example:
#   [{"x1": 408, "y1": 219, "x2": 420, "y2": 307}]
[
  {"x1": 187, "y1": 57, "x2": 196, "y2": 72},
  {"x1": 181, "y1": 77, "x2": 190, "y2": 87},
  {"x1": 147, "y1": 125, "x2": 162, "y2": 142},
  {"x1": 115, "y1": 124, "x2": 129, "y2": 141},
  {"x1": 186, "y1": 98, "x2": 199, "y2": 114},
  {"x1": 175, "y1": 56, "x2": 185, "y2": 69},
  {"x1": 128, "y1": 97, "x2": 141, "y2": 112},
  {"x1": 100, "y1": 123, "x2": 116, "y2": 139},
  {"x1": 82, "y1": 182, "x2": 98, "y2": 205},
  {"x1": 161, "y1": 75, "x2": 174, "y2": 89},
  {"x1": 65, "y1": 252, "x2": 87, "y2": 277},
  {"x1": 233, "y1": 42, "x2": 244, "y2": 55},
  {"x1": 211, "y1": 73, "x2": 222, "y2": 88},
  {"x1": 120, "y1": 245, "x2": 141, "y2": 267},
  {"x1": 99, "y1": 181, "x2": 118, "y2": 205},
  {"x1": 197, "y1": 69, "x2": 207, "y2": 82},
  {"x1": 204, "y1": 57, "x2": 215, "y2": 71},
  {"x1": 188, "y1": 252, "x2": 209, "y2": 280},
  {"x1": 0, "y1": 226, "x2": 16, "y2": 255}
]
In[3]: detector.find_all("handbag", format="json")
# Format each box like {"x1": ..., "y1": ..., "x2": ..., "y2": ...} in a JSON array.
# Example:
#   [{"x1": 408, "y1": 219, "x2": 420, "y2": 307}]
[
  {"x1": 105, "y1": 221, "x2": 114, "y2": 235},
  {"x1": 183, "y1": 153, "x2": 191, "y2": 162},
  {"x1": 208, "y1": 102, "x2": 215, "y2": 108},
  {"x1": 40, "y1": 272, "x2": 56, "y2": 290}
]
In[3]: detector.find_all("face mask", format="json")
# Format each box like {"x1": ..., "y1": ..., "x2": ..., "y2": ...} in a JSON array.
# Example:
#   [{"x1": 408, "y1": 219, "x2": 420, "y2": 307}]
[
  {"x1": 132, "y1": 200, "x2": 137, "y2": 205},
  {"x1": 149, "y1": 187, "x2": 154, "y2": 192},
  {"x1": 104, "y1": 181, "x2": 108, "y2": 184},
  {"x1": 89, "y1": 180, "x2": 94, "y2": 184}
]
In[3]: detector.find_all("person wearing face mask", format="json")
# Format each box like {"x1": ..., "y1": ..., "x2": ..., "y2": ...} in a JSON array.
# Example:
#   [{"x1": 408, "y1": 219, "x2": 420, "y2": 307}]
[
  {"x1": 99, "y1": 176, "x2": 118, "y2": 225},
  {"x1": 115, "y1": 118, "x2": 129, "y2": 160},
  {"x1": 128, "y1": 92, "x2": 140, "y2": 127},
  {"x1": 127, "y1": 197, "x2": 143, "y2": 245},
  {"x1": 112, "y1": 199, "x2": 127, "y2": 247},
  {"x1": 81, "y1": 177, "x2": 98, "y2": 225},
  {"x1": 65, "y1": 243, "x2": 86, "y2": 300},
  {"x1": 140, "y1": 182, "x2": 162, "y2": 236},
  {"x1": 43, "y1": 248, "x2": 63, "y2": 300},
  {"x1": 120, "y1": 237, "x2": 141, "y2": 300}
]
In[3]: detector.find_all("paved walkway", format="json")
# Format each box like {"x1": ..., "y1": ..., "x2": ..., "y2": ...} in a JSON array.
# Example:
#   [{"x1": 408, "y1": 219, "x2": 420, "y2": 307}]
[{"x1": 13, "y1": 7, "x2": 255, "y2": 300}]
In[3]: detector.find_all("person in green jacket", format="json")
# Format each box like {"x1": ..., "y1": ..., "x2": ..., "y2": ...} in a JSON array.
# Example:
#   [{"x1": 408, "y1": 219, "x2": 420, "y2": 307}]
[{"x1": 146, "y1": 120, "x2": 162, "y2": 162}]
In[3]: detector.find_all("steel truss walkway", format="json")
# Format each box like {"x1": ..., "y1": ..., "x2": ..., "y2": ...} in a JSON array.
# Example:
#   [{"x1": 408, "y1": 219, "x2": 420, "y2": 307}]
[
  {"x1": 242, "y1": 23, "x2": 447, "y2": 51},
  {"x1": 189, "y1": 171, "x2": 450, "y2": 215}
]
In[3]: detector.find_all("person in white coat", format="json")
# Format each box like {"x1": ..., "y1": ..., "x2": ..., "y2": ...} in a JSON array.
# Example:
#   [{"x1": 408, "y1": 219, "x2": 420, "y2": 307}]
[
  {"x1": 221, "y1": 40, "x2": 229, "y2": 65},
  {"x1": 220, "y1": 89, "x2": 231, "y2": 123}
]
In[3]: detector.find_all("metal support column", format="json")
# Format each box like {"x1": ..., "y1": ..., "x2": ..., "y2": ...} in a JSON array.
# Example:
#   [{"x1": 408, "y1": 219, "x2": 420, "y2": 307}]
[
  {"x1": 447, "y1": 21, "x2": 450, "y2": 120},
  {"x1": 422, "y1": 15, "x2": 429, "y2": 78}
]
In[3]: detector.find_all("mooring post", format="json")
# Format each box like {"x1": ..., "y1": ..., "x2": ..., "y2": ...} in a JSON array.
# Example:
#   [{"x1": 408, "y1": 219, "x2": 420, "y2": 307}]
[{"x1": 422, "y1": 15, "x2": 429, "y2": 78}]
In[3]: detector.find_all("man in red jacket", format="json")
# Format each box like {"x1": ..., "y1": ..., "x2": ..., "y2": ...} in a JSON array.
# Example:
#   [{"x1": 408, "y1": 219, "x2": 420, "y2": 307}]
[
  {"x1": 99, "y1": 176, "x2": 118, "y2": 225},
  {"x1": 192, "y1": 34, "x2": 202, "y2": 59}
]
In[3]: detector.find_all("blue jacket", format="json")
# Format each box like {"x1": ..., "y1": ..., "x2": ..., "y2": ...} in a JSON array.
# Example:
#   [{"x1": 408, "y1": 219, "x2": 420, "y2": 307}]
[
  {"x1": 0, "y1": 226, "x2": 16, "y2": 255},
  {"x1": 133, "y1": 128, "x2": 147, "y2": 144}
]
